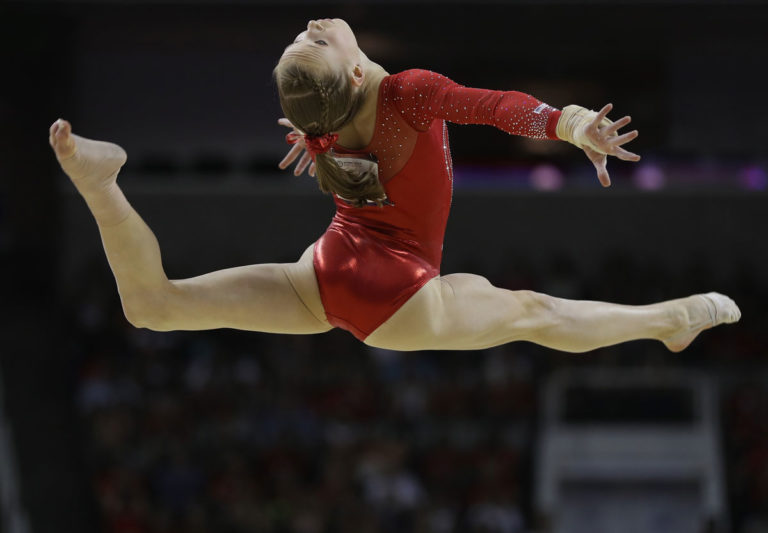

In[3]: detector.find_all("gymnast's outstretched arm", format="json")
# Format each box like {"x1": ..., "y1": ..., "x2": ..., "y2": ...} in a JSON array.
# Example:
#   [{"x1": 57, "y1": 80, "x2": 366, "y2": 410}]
[
  {"x1": 50, "y1": 120, "x2": 331, "y2": 334},
  {"x1": 390, "y1": 70, "x2": 640, "y2": 187}
]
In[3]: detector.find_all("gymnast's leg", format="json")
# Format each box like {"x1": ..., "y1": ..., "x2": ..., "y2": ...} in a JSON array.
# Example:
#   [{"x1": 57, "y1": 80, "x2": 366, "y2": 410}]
[
  {"x1": 364, "y1": 273, "x2": 740, "y2": 352},
  {"x1": 50, "y1": 119, "x2": 331, "y2": 334}
]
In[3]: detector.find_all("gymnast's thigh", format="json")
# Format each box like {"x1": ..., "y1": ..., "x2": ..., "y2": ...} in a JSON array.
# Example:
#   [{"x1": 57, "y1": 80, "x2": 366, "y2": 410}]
[
  {"x1": 364, "y1": 273, "x2": 532, "y2": 351},
  {"x1": 283, "y1": 243, "x2": 332, "y2": 330},
  {"x1": 158, "y1": 243, "x2": 332, "y2": 334}
]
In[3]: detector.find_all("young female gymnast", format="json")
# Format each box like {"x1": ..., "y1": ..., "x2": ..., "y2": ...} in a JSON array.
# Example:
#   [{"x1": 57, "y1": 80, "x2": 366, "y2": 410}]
[{"x1": 49, "y1": 18, "x2": 740, "y2": 353}]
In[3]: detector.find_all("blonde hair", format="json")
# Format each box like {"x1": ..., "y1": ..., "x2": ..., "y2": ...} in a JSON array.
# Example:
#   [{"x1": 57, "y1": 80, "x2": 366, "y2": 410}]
[{"x1": 274, "y1": 60, "x2": 387, "y2": 207}]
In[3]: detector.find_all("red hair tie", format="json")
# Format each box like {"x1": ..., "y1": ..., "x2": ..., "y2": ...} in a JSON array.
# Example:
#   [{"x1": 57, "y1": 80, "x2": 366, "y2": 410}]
[{"x1": 286, "y1": 132, "x2": 339, "y2": 161}]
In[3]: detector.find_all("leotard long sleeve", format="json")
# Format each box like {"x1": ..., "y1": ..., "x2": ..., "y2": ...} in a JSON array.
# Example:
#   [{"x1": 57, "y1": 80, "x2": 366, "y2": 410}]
[
  {"x1": 390, "y1": 69, "x2": 561, "y2": 138},
  {"x1": 312, "y1": 69, "x2": 562, "y2": 340}
]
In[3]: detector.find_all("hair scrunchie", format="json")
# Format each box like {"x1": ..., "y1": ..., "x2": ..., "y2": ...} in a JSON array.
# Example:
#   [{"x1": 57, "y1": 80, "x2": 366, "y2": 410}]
[{"x1": 286, "y1": 131, "x2": 340, "y2": 161}]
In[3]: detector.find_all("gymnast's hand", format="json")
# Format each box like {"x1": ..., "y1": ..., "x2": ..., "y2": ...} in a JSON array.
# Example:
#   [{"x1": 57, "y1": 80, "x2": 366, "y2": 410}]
[
  {"x1": 557, "y1": 103, "x2": 640, "y2": 187},
  {"x1": 278, "y1": 118, "x2": 316, "y2": 177}
]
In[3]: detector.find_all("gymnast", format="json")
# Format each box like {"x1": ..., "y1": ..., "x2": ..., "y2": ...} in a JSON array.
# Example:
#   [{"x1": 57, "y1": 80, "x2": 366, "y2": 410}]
[{"x1": 49, "y1": 18, "x2": 739, "y2": 352}]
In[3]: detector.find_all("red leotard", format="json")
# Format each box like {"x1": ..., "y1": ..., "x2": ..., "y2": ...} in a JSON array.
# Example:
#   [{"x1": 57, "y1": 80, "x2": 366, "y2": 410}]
[{"x1": 313, "y1": 69, "x2": 562, "y2": 340}]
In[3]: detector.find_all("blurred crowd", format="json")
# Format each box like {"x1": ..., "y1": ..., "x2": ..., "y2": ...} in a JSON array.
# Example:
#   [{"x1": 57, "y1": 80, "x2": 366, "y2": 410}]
[{"x1": 64, "y1": 252, "x2": 768, "y2": 533}]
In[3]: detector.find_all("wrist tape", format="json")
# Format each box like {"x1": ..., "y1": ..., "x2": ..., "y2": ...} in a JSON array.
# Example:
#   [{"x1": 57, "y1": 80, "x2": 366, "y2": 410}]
[{"x1": 556, "y1": 104, "x2": 615, "y2": 155}]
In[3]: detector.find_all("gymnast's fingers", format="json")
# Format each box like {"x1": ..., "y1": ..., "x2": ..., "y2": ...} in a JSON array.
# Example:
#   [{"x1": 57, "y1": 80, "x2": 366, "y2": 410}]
[
  {"x1": 603, "y1": 115, "x2": 631, "y2": 136},
  {"x1": 279, "y1": 143, "x2": 305, "y2": 169},
  {"x1": 590, "y1": 103, "x2": 613, "y2": 129},
  {"x1": 612, "y1": 146, "x2": 641, "y2": 162},
  {"x1": 585, "y1": 146, "x2": 611, "y2": 187},
  {"x1": 594, "y1": 159, "x2": 611, "y2": 187},
  {"x1": 278, "y1": 117, "x2": 295, "y2": 130},
  {"x1": 309, "y1": 162, "x2": 316, "y2": 177},
  {"x1": 294, "y1": 152, "x2": 312, "y2": 176},
  {"x1": 610, "y1": 129, "x2": 639, "y2": 147}
]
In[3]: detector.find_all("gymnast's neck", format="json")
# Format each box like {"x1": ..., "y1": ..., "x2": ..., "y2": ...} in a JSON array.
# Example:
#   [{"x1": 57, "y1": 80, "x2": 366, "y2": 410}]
[{"x1": 337, "y1": 54, "x2": 389, "y2": 150}]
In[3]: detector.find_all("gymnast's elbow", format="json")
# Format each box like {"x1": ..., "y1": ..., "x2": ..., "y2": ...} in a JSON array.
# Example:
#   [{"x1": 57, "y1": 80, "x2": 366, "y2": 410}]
[{"x1": 121, "y1": 293, "x2": 176, "y2": 331}]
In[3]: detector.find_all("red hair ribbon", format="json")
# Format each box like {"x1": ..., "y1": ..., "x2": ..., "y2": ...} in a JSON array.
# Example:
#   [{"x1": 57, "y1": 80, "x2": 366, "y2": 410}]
[{"x1": 286, "y1": 131, "x2": 339, "y2": 161}]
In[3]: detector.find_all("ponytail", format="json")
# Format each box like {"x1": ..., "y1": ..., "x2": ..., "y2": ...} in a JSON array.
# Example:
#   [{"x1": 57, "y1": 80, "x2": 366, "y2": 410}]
[{"x1": 314, "y1": 152, "x2": 386, "y2": 207}]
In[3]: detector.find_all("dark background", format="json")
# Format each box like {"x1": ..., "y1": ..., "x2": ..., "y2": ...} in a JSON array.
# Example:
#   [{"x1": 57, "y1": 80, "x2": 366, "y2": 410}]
[{"x1": 1, "y1": 1, "x2": 767, "y2": 532}]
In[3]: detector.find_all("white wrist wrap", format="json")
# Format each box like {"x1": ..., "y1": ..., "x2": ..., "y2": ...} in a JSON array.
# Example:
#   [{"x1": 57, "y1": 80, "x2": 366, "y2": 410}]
[{"x1": 556, "y1": 104, "x2": 615, "y2": 155}]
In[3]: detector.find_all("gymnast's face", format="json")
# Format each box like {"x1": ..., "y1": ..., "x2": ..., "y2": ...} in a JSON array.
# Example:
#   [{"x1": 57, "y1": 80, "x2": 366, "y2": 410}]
[{"x1": 280, "y1": 18, "x2": 362, "y2": 76}]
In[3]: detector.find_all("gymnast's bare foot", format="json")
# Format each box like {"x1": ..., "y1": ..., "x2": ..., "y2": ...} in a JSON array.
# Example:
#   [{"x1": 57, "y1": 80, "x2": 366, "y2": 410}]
[
  {"x1": 49, "y1": 119, "x2": 127, "y2": 193},
  {"x1": 663, "y1": 292, "x2": 741, "y2": 352}
]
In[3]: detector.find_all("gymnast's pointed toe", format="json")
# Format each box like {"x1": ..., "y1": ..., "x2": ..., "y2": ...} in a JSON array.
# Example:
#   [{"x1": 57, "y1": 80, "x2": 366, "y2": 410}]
[{"x1": 701, "y1": 292, "x2": 741, "y2": 325}]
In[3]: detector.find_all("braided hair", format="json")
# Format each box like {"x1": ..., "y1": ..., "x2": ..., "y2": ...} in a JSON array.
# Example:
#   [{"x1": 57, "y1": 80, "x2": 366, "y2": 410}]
[{"x1": 274, "y1": 60, "x2": 387, "y2": 207}]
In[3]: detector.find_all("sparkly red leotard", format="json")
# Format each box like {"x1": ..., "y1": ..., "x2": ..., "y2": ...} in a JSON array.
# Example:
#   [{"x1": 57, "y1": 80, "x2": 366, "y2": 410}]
[{"x1": 313, "y1": 69, "x2": 562, "y2": 340}]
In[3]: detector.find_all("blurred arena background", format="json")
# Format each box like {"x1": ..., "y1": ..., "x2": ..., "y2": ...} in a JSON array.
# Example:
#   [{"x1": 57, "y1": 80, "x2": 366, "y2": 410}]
[{"x1": 1, "y1": 1, "x2": 767, "y2": 532}]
